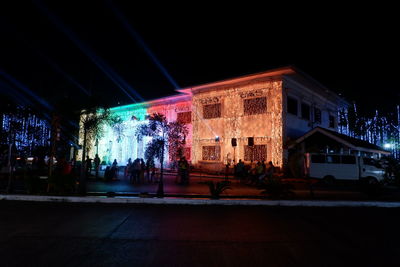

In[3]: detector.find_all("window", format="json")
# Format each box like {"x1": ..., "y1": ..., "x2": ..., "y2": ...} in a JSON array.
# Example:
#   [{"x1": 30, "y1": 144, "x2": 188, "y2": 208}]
[
  {"x1": 314, "y1": 107, "x2": 321, "y2": 124},
  {"x1": 363, "y1": 158, "x2": 375, "y2": 166},
  {"x1": 301, "y1": 103, "x2": 310, "y2": 120},
  {"x1": 244, "y1": 145, "x2": 266, "y2": 162},
  {"x1": 311, "y1": 155, "x2": 325, "y2": 163},
  {"x1": 287, "y1": 97, "x2": 298, "y2": 115},
  {"x1": 184, "y1": 147, "x2": 191, "y2": 160},
  {"x1": 177, "y1": 112, "x2": 191, "y2": 124},
  {"x1": 363, "y1": 158, "x2": 382, "y2": 168},
  {"x1": 326, "y1": 155, "x2": 340, "y2": 163},
  {"x1": 341, "y1": 155, "x2": 356, "y2": 164},
  {"x1": 329, "y1": 115, "x2": 335, "y2": 128},
  {"x1": 244, "y1": 97, "x2": 267, "y2": 115},
  {"x1": 203, "y1": 103, "x2": 221, "y2": 119},
  {"x1": 202, "y1": 146, "x2": 221, "y2": 161}
]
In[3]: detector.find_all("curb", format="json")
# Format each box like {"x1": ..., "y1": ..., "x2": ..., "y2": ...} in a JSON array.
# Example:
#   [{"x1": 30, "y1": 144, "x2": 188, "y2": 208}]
[{"x1": 2, "y1": 194, "x2": 400, "y2": 207}]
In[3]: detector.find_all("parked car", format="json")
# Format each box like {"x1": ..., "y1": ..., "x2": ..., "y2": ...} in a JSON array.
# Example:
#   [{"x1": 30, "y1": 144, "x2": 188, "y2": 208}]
[{"x1": 304, "y1": 153, "x2": 385, "y2": 185}]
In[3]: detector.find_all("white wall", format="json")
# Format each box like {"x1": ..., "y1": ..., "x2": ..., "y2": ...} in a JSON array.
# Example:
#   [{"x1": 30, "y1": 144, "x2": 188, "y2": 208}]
[{"x1": 283, "y1": 76, "x2": 342, "y2": 141}]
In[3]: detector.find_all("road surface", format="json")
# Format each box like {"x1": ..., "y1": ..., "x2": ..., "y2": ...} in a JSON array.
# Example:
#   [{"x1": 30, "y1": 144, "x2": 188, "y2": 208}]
[{"x1": 0, "y1": 201, "x2": 399, "y2": 266}]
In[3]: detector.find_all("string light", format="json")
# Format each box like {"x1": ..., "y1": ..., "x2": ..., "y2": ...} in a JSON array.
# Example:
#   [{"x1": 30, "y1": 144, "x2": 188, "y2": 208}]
[
  {"x1": 84, "y1": 80, "x2": 286, "y2": 167},
  {"x1": 1, "y1": 108, "x2": 51, "y2": 155}
]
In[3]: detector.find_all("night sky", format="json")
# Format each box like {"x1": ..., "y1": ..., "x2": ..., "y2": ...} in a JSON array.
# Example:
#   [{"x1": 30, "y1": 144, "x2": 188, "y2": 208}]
[{"x1": 1, "y1": 1, "x2": 399, "y2": 117}]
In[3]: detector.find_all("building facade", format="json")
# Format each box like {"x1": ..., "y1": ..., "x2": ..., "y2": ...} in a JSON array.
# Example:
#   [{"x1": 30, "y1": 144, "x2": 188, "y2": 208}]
[{"x1": 82, "y1": 67, "x2": 347, "y2": 171}]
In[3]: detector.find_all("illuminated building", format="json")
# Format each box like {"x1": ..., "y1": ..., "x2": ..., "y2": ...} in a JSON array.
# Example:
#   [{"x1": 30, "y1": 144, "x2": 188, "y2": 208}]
[{"x1": 81, "y1": 67, "x2": 347, "y2": 170}]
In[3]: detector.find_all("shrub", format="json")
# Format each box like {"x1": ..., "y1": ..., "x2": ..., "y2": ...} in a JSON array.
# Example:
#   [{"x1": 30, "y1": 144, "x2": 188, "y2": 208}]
[
  {"x1": 259, "y1": 178, "x2": 294, "y2": 199},
  {"x1": 201, "y1": 180, "x2": 231, "y2": 199}
]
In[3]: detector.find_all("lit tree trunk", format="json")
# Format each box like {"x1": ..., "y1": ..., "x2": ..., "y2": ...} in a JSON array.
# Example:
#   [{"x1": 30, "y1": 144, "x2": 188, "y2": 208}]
[
  {"x1": 157, "y1": 139, "x2": 165, "y2": 197},
  {"x1": 95, "y1": 138, "x2": 99, "y2": 179},
  {"x1": 80, "y1": 127, "x2": 88, "y2": 195}
]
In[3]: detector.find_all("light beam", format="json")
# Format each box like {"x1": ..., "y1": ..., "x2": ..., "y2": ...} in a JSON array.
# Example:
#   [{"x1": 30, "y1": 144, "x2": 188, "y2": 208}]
[
  {"x1": 108, "y1": 1, "x2": 180, "y2": 89},
  {"x1": 33, "y1": 0, "x2": 144, "y2": 103}
]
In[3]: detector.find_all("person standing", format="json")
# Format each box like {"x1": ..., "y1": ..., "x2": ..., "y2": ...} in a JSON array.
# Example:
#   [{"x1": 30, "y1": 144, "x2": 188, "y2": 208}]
[
  {"x1": 125, "y1": 158, "x2": 132, "y2": 179},
  {"x1": 179, "y1": 157, "x2": 189, "y2": 184},
  {"x1": 94, "y1": 154, "x2": 100, "y2": 179},
  {"x1": 266, "y1": 161, "x2": 275, "y2": 180},
  {"x1": 140, "y1": 158, "x2": 146, "y2": 183},
  {"x1": 86, "y1": 156, "x2": 92, "y2": 178},
  {"x1": 111, "y1": 159, "x2": 118, "y2": 180},
  {"x1": 235, "y1": 159, "x2": 245, "y2": 183}
]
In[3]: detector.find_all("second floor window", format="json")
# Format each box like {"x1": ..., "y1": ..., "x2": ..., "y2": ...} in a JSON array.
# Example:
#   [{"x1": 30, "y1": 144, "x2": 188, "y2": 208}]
[
  {"x1": 177, "y1": 111, "x2": 191, "y2": 124},
  {"x1": 287, "y1": 96, "x2": 298, "y2": 115},
  {"x1": 244, "y1": 97, "x2": 267, "y2": 115},
  {"x1": 301, "y1": 103, "x2": 310, "y2": 120},
  {"x1": 314, "y1": 107, "x2": 321, "y2": 124},
  {"x1": 203, "y1": 103, "x2": 221, "y2": 119}
]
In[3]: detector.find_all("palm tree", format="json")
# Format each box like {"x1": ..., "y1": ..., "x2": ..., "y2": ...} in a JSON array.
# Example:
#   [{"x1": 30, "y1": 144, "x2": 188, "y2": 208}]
[
  {"x1": 136, "y1": 113, "x2": 168, "y2": 197},
  {"x1": 79, "y1": 107, "x2": 111, "y2": 194},
  {"x1": 136, "y1": 113, "x2": 187, "y2": 197}
]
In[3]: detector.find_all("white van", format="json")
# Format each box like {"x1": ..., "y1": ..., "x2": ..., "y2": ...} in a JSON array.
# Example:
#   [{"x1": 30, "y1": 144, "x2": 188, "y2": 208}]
[{"x1": 304, "y1": 153, "x2": 385, "y2": 184}]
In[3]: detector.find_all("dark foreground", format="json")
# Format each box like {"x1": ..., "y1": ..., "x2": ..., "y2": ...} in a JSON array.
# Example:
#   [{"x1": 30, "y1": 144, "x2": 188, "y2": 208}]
[{"x1": 1, "y1": 201, "x2": 399, "y2": 267}]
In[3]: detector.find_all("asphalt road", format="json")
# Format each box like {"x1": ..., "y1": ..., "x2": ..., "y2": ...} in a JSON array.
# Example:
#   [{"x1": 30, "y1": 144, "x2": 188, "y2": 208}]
[{"x1": 1, "y1": 201, "x2": 399, "y2": 267}]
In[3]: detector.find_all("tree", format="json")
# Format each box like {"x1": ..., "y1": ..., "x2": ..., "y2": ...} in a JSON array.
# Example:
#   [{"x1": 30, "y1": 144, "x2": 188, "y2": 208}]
[
  {"x1": 110, "y1": 115, "x2": 125, "y2": 143},
  {"x1": 79, "y1": 107, "x2": 112, "y2": 194},
  {"x1": 167, "y1": 121, "x2": 189, "y2": 165},
  {"x1": 0, "y1": 103, "x2": 38, "y2": 193},
  {"x1": 136, "y1": 113, "x2": 188, "y2": 197},
  {"x1": 337, "y1": 102, "x2": 400, "y2": 159},
  {"x1": 136, "y1": 113, "x2": 168, "y2": 197}
]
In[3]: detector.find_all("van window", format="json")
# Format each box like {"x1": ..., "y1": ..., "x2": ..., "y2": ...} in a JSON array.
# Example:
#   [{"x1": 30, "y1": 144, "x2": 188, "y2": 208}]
[
  {"x1": 311, "y1": 155, "x2": 325, "y2": 163},
  {"x1": 363, "y1": 158, "x2": 375, "y2": 166},
  {"x1": 341, "y1": 155, "x2": 356, "y2": 164},
  {"x1": 326, "y1": 155, "x2": 340, "y2": 163},
  {"x1": 363, "y1": 158, "x2": 382, "y2": 168}
]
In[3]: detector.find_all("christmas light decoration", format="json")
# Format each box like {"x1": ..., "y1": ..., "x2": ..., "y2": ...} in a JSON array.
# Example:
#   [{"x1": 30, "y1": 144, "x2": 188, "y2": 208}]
[
  {"x1": 81, "y1": 79, "x2": 287, "y2": 169},
  {"x1": 1, "y1": 108, "x2": 51, "y2": 155}
]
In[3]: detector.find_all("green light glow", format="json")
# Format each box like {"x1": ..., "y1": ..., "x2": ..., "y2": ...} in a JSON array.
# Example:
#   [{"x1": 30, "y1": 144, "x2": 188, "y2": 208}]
[{"x1": 92, "y1": 103, "x2": 150, "y2": 166}]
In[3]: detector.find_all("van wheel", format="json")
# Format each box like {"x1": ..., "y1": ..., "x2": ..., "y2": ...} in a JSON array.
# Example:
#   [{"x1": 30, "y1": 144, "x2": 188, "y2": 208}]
[
  {"x1": 366, "y1": 177, "x2": 379, "y2": 185},
  {"x1": 323, "y1": 176, "x2": 335, "y2": 186},
  {"x1": 364, "y1": 177, "x2": 380, "y2": 195}
]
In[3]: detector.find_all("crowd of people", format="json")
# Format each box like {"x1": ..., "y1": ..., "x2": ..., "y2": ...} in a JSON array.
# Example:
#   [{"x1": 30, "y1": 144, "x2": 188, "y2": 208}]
[
  {"x1": 84, "y1": 155, "x2": 158, "y2": 183},
  {"x1": 123, "y1": 158, "x2": 156, "y2": 184},
  {"x1": 101, "y1": 155, "x2": 191, "y2": 185},
  {"x1": 233, "y1": 159, "x2": 275, "y2": 185},
  {"x1": 2, "y1": 145, "x2": 277, "y2": 193}
]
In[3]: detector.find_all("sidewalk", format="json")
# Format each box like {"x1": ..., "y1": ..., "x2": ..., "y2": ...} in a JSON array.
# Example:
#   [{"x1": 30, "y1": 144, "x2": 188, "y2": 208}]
[
  {"x1": 88, "y1": 171, "x2": 257, "y2": 196},
  {"x1": 2, "y1": 194, "x2": 400, "y2": 207},
  {"x1": 3, "y1": 170, "x2": 400, "y2": 202},
  {"x1": 86, "y1": 171, "x2": 385, "y2": 201}
]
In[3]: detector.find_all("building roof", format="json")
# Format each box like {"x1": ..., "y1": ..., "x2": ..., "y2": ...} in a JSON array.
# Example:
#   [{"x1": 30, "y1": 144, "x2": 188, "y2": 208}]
[
  {"x1": 289, "y1": 126, "x2": 390, "y2": 155},
  {"x1": 176, "y1": 66, "x2": 297, "y2": 95},
  {"x1": 109, "y1": 66, "x2": 346, "y2": 110},
  {"x1": 176, "y1": 66, "x2": 347, "y2": 106}
]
